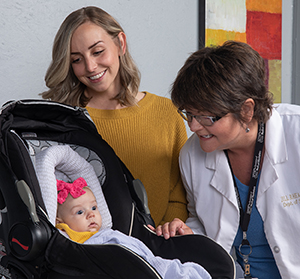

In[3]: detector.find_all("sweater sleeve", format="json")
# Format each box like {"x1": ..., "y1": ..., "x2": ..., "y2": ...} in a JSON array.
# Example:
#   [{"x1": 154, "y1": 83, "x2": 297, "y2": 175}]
[{"x1": 158, "y1": 110, "x2": 189, "y2": 226}]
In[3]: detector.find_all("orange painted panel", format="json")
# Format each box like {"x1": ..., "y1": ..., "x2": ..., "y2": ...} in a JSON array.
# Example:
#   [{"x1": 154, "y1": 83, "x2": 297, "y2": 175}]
[{"x1": 246, "y1": 0, "x2": 282, "y2": 13}]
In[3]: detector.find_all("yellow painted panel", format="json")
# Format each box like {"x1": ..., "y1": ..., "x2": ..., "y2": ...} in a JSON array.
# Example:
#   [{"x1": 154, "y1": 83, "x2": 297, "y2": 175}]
[
  {"x1": 246, "y1": 0, "x2": 282, "y2": 13},
  {"x1": 268, "y1": 60, "x2": 282, "y2": 103},
  {"x1": 205, "y1": 29, "x2": 247, "y2": 47}
]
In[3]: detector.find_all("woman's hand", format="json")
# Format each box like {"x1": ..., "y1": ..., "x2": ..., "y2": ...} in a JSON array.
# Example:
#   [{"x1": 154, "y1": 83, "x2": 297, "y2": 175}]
[{"x1": 148, "y1": 218, "x2": 193, "y2": 239}]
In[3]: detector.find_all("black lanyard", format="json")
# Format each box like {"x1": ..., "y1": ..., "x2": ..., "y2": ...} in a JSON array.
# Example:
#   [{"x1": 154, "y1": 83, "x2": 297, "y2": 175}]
[{"x1": 224, "y1": 123, "x2": 265, "y2": 278}]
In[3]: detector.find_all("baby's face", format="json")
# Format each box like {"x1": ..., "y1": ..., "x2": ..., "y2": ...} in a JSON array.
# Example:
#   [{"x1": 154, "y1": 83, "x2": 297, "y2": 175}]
[{"x1": 57, "y1": 188, "x2": 102, "y2": 232}]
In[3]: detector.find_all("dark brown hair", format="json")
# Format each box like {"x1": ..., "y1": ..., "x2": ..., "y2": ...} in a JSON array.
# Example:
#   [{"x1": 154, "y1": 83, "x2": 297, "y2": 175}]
[{"x1": 171, "y1": 41, "x2": 273, "y2": 123}]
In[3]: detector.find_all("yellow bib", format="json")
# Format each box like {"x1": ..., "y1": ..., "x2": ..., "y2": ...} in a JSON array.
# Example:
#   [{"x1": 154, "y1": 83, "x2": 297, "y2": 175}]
[{"x1": 56, "y1": 223, "x2": 98, "y2": 243}]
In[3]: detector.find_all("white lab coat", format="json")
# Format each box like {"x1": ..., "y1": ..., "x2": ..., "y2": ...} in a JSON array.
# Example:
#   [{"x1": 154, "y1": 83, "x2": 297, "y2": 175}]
[{"x1": 180, "y1": 104, "x2": 300, "y2": 279}]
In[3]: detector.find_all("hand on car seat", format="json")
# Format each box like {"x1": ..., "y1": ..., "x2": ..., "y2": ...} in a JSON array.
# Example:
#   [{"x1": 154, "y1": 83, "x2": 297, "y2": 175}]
[{"x1": 148, "y1": 218, "x2": 193, "y2": 239}]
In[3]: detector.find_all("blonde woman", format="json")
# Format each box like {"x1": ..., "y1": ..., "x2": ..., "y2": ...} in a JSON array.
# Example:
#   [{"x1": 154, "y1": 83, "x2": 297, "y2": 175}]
[{"x1": 42, "y1": 6, "x2": 188, "y2": 226}]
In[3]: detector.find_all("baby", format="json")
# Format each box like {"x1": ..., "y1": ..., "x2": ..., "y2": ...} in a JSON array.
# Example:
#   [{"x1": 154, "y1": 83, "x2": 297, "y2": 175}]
[
  {"x1": 56, "y1": 177, "x2": 211, "y2": 279},
  {"x1": 56, "y1": 177, "x2": 102, "y2": 243}
]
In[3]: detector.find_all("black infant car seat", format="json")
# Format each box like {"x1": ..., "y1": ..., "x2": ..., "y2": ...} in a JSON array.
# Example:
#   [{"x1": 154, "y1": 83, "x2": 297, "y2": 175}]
[{"x1": 0, "y1": 99, "x2": 235, "y2": 279}]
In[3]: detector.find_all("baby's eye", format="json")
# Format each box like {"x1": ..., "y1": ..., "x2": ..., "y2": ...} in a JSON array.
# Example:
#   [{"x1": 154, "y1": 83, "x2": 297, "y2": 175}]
[
  {"x1": 92, "y1": 205, "x2": 97, "y2": 211},
  {"x1": 76, "y1": 210, "x2": 83, "y2": 215}
]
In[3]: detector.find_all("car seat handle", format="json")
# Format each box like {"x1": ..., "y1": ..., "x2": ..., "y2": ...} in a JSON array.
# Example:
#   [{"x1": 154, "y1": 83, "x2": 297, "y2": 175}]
[
  {"x1": 16, "y1": 180, "x2": 39, "y2": 223},
  {"x1": 132, "y1": 179, "x2": 151, "y2": 215}
]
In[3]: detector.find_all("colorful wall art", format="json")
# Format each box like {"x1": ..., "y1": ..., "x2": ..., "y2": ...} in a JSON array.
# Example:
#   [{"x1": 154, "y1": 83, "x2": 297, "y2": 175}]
[{"x1": 205, "y1": 0, "x2": 282, "y2": 102}]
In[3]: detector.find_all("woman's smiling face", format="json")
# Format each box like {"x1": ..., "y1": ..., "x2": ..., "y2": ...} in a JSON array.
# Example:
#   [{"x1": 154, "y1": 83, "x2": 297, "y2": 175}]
[
  {"x1": 187, "y1": 108, "x2": 245, "y2": 153},
  {"x1": 70, "y1": 21, "x2": 125, "y2": 98}
]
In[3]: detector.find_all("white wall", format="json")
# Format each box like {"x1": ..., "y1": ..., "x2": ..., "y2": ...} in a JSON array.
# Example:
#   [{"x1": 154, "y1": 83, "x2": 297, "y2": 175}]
[
  {"x1": 281, "y1": 0, "x2": 293, "y2": 103},
  {"x1": 0, "y1": 1, "x2": 294, "y2": 138},
  {"x1": 0, "y1": 0, "x2": 198, "y2": 106}
]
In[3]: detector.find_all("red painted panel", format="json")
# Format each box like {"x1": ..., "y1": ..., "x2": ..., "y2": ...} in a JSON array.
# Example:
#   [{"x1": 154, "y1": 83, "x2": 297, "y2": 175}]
[{"x1": 246, "y1": 11, "x2": 282, "y2": 60}]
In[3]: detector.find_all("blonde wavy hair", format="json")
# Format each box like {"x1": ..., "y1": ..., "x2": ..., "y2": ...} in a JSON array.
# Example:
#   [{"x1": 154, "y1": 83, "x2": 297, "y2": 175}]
[{"x1": 42, "y1": 6, "x2": 140, "y2": 107}]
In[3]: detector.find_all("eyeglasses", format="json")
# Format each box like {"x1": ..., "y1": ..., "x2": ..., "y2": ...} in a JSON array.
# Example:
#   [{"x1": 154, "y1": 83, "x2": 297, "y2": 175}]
[{"x1": 178, "y1": 109, "x2": 222, "y2": 126}]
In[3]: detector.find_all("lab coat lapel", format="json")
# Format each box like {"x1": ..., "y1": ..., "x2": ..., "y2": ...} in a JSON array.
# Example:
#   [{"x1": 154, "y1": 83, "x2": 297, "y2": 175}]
[
  {"x1": 259, "y1": 109, "x2": 287, "y2": 194},
  {"x1": 206, "y1": 151, "x2": 239, "y2": 208}
]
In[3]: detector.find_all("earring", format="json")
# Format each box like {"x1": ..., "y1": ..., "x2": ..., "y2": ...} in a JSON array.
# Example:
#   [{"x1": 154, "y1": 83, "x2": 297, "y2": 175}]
[{"x1": 246, "y1": 127, "x2": 250, "y2": 133}]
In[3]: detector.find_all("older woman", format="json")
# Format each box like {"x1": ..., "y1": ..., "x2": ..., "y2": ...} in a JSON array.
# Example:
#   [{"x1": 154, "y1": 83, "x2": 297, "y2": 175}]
[{"x1": 154, "y1": 41, "x2": 300, "y2": 278}]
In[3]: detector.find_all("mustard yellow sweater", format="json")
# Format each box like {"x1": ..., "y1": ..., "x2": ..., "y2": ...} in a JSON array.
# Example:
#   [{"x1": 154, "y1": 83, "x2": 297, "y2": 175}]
[{"x1": 86, "y1": 92, "x2": 188, "y2": 226}]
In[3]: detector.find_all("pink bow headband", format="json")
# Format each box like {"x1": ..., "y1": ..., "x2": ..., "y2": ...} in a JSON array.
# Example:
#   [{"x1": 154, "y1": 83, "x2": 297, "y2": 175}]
[{"x1": 57, "y1": 177, "x2": 87, "y2": 204}]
